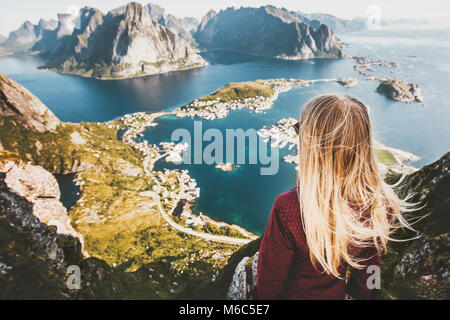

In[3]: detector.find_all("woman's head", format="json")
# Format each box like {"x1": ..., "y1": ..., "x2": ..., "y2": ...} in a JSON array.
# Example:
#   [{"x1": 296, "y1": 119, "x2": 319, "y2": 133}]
[{"x1": 297, "y1": 94, "x2": 413, "y2": 277}]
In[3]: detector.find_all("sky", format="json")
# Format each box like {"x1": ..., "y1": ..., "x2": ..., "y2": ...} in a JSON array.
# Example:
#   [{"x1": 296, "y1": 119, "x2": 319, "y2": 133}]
[{"x1": 1, "y1": 0, "x2": 450, "y2": 36}]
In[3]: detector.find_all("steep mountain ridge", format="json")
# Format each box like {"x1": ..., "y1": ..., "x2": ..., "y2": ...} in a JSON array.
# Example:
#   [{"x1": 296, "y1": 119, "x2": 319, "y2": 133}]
[
  {"x1": 194, "y1": 6, "x2": 345, "y2": 59},
  {"x1": 40, "y1": 2, "x2": 206, "y2": 79}
]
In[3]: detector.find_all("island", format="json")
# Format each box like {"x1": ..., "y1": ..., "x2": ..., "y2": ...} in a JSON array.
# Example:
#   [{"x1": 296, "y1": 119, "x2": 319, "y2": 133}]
[
  {"x1": 374, "y1": 78, "x2": 424, "y2": 103},
  {"x1": 174, "y1": 78, "x2": 364, "y2": 120},
  {"x1": 337, "y1": 77, "x2": 358, "y2": 87},
  {"x1": 215, "y1": 162, "x2": 240, "y2": 172},
  {"x1": 257, "y1": 117, "x2": 420, "y2": 175},
  {"x1": 353, "y1": 55, "x2": 399, "y2": 76}
]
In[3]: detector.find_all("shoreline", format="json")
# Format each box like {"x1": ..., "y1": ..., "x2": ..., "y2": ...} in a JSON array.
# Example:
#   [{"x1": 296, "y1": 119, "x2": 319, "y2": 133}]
[
  {"x1": 113, "y1": 111, "x2": 257, "y2": 244},
  {"x1": 119, "y1": 76, "x2": 423, "y2": 238},
  {"x1": 39, "y1": 62, "x2": 208, "y2": 81}
]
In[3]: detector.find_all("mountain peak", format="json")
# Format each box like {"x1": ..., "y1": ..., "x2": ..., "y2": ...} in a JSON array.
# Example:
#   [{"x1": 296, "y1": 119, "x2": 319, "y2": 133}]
[{"x1": 195, "y1": 5, "x2": 344, "y2": 59}]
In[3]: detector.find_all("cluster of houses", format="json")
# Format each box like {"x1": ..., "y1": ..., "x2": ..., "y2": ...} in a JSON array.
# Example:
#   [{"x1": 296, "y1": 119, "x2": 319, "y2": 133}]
[
  {"x1": 159, "y1": 142, "x2": 189, "y2": 164},
  {"x1": 257, "y1": 117, "x2": 298, "y2": 150}
]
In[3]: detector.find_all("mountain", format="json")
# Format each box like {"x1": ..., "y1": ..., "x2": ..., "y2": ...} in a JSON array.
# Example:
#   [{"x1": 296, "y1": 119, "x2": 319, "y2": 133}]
[
  {"x1": 0, "y1": 72, "x2": 60, "y2": 132},
  {"x1": 0, "y1": 158, "x2": 163, "y2": 299},
  {"x1": 295, "y1": 12, "x2": 366, "y2": 33},
  {"x1": 198, "y1": 9, "x2": 217, "y2": 32},
  {"x1": 182, "y1": 17, "x2": 200, "y2": 32},
  {"x1": 194, "y1": 5, "x2": 345, "y2": 59},
  {"x1": 109, "y1": 3, "x2": 197, "y2": 46},
  {"x1": 0, "y1": 19, "x2": 58, "y2": 56},
  {"x1": 32, "y1": 15, "x2": 71, "y2": 52},
  {"x1": 5, "y1": 19, "x2": 58, "y2": 47},
  {"x1": 144, "y1": 3, "x2": 197, "y2": 46},
  {"x1": 33, "y1": 14, "x2": 77, "y2": 55},
  {"x1": 34, "y1": 18, "x2": 59, "y2": 39},
  {"x1": 40, "y1": 2, "x2": 206, "y2": 79},
  {"x1": 7, "y1": 21, "x2": 37, "y2": 45}
]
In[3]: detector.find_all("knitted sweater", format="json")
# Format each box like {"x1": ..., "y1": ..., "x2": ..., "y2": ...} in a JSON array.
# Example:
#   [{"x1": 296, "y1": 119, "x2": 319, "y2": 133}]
[{"x1": 255, "y1": 188, "x2": 380, "y2": 300}]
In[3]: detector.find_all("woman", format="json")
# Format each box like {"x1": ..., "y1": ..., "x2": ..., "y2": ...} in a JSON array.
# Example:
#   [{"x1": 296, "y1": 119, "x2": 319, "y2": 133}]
[{"x1": 255, "y1": 94, "x2": 414, "y2": 300}]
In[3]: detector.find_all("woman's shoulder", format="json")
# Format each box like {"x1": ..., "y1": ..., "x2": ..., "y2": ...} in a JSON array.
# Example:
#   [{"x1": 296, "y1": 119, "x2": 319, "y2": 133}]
[{"x1": 273, "y1": 187, "x2": 300, "y2": 220}]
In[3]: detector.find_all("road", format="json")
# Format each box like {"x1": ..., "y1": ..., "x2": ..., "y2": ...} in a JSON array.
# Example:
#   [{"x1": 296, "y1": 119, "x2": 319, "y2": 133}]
[{"x1": 152, "y1": 178, "x2": 254, "y2": 245}]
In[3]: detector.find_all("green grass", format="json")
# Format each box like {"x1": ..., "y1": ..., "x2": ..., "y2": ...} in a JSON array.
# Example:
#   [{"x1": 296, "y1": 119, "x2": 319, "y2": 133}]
[
  {"x1": 0, "y1": 115, "x2": 243, "y2": 297},
  {"x1": 199, "y1": 81, "x2": 275, "y2": 102},
  {"x1": 375, "y1": 149, "x2": 398, "y2": 164}
]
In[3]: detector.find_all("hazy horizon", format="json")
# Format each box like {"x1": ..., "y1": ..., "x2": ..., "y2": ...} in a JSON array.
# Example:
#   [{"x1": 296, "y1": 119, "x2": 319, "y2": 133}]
[{"x1": 1, "y1": 0, "x2": 450, "y2": 36}]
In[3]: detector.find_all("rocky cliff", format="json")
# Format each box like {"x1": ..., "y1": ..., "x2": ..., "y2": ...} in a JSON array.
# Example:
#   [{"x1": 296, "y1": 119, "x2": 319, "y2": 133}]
[
  {"x1": 194, "y1": 5, "x2": 345, "y2": 59},
  {"x1": 0, "y1": 160, "x2": 85, "y2": 251},
  {"x1": 377, "y1": 79, "x2": 424, "y2": 103},
  {"x1": 32, "y1": 14, "x2": 76, "y2": 53},
  {"x1": 41, "y1": 2, "x2": 207, "y2": 79},
  {"x1": 378, "y1": 152, "x2": 450, "y2": 299},
  {"x1": 145, "y1": 3, "x2": 197, "y2": 46},
  {"x1": 182, "y1": 17, "x2": 200, "y2": 32},
  {"x1": 1, "y1": 19, "x2": 58, "y2": 51},
  {"x1": 0, "y1": 72, "x2": 60, "y2": 132},
  {"x1": 7, "y1": 21, "x2": 37, "y2": 45},
  {"x1": 0, "y1": 159, "x2": 166, "y2": 299}
]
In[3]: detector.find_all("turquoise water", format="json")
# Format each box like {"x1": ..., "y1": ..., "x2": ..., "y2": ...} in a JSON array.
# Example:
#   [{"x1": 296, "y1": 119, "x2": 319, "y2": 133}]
[{"x1": 1, "y1": 23, "x2": 449, "y2": 234}]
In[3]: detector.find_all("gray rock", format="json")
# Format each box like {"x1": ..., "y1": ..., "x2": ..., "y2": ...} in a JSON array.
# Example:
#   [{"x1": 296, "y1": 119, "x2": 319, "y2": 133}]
[
  {"x1": 0, "y1": 161, "x2": 86, "y2": 254},
  {"x1": 226, "y1": 251, "x2": 259, "y2": 300},
  {"x1": 42, "y1": 2, "x2": 207, "y2": 79},
  {"x1": 0, "y1": 71, "x2": 60, "y2": 132}
]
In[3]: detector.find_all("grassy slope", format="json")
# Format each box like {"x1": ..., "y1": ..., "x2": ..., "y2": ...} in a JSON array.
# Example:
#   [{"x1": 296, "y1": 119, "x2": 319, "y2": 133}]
[
  {"x1": 198, "y1": 81, "x2": 275, "y2": 102},
  {"x1": 0, "y1": 116, "x2": 239, "y2": 297}
]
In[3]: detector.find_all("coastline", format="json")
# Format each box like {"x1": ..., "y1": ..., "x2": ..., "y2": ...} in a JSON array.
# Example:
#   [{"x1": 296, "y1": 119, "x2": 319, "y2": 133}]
[{"x1": 39, "y1": 62, "x2": 209, "y2": 81}]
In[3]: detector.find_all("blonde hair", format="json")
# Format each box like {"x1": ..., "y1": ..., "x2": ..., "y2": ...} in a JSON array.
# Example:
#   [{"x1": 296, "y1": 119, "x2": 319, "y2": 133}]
[{"x1": 297, "y1": 94, "x2": 414, "y2": 278}]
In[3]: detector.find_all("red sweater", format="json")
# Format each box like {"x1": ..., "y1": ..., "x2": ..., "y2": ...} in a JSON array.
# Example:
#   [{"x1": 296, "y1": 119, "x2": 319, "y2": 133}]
[{"x1": 255, "y1": 188, "x2": 380, "y2": 300}]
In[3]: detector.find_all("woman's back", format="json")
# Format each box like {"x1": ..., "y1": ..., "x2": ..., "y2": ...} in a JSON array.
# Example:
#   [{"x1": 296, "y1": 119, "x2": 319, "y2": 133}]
[{"x1": 255, "y1": 188, "x2": 380, "y2": 300}]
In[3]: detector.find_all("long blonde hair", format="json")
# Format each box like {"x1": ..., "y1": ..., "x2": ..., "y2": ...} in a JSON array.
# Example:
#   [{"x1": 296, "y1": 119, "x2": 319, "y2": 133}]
[{"x1": 297, "y1": 94, "x2": 414, "y2": 277}]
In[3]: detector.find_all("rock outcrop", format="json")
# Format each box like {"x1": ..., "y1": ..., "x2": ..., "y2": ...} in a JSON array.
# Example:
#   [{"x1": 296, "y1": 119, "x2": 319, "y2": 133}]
[
  {"x1": 3, "y1": 19, "x2": 58, "y2": 48},
  {"x1": 41, "y1": 2, "x2": 207, "y2": 79},
  {"x1": 0, "y1": 161, "x2": 164, "y2": 299},
  {"x1": 198, "y1": 9, "x2": 217, "y2": 32},
  {"x1": 194, "y1": 5, "x2": 345, "y2": 59},
  {"x1": 0, "y1": 160, "x2": 85, "y2": 252},
  {"x1": 0, "y1": 71, "x2": 60, "y2": 132},
  {"x1": 377, "y1": 79, "x2": 424, "y2": 103},
  {"x1": 144, "y1": 3, "x2": 196, "y2": 46}
]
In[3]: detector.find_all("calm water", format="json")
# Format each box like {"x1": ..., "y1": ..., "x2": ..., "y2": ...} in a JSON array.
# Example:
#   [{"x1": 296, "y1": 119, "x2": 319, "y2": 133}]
[
  {"x1": 55, "y1": 174, "x2": 80, "y2": 211},
  {"x1": 1, "y1": 22, "x2": 449, "y2": 234}
]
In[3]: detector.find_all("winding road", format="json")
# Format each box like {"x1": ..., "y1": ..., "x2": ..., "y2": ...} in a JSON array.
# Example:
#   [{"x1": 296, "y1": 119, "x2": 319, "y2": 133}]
[{"x1": 152, "y1": 178, "x2": 254, "y2": 245}]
